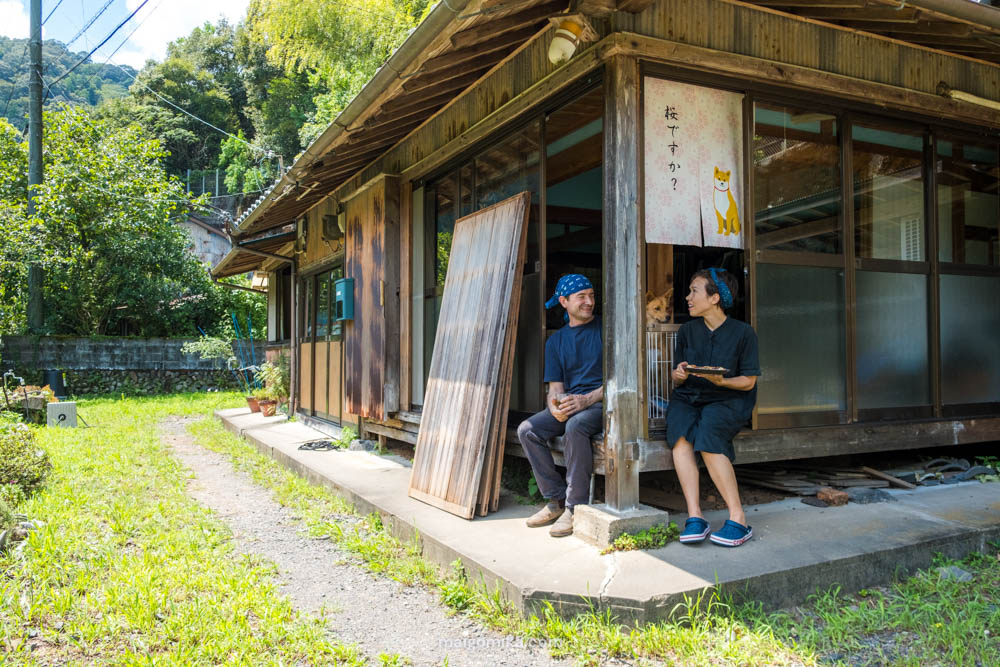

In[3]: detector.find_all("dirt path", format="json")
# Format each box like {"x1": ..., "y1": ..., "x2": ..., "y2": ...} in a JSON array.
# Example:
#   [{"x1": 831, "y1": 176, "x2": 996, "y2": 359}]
[{"x1": 160, "y1": 417, "x2": 571, "y2": 667}]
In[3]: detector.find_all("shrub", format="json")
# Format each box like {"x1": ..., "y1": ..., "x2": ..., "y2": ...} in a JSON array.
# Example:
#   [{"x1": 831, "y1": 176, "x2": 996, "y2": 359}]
[
  {"x1": 0, "y1": 423, "x2": 51, "y2": 496},
  {"x1": 0, "y1": 495, "x2": 14, "y2": 531}
]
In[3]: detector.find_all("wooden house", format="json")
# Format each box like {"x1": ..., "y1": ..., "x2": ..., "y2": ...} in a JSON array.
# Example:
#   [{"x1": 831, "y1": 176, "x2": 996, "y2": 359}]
[{"x1": 212, "y1": 0, "x2": 1000, "y2": 515}]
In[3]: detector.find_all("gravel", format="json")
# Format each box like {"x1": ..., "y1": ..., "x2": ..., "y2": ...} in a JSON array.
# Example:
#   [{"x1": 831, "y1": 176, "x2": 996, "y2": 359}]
[{"x1": 160, "y1": 418, "x2": 572, "y2": 666}]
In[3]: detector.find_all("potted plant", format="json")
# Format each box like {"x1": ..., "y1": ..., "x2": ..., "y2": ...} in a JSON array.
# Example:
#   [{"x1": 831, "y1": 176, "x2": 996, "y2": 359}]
[
  {"x1": 257, "y1": 386, "x2": 278, "y2": 416},
  {"x1": 247, "y1": 387, "x2": 266, "y2": 413},
  {"x1": 181, "y1": 336, "x2": 256, "y2": 409},
  {"x1": 256, "y1": 354, "x2": 290, "y2": 417}
]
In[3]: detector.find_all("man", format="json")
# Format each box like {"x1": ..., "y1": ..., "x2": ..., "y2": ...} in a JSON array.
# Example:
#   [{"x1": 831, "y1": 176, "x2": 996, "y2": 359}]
[{"x1": 516, "y1": 274, "x2": 603, "y2": 537}]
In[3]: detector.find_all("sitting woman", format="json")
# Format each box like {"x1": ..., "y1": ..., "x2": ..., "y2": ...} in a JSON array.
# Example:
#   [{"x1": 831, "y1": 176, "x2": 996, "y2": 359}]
[{"x1": 667, "y1": 268, "x2": 760, "y2": 547}]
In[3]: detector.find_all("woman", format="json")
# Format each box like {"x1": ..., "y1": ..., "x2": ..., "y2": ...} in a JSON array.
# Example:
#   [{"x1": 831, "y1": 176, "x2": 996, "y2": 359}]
[{"x1": 667, "y1": 268, "x2": 760, "y2": 547}]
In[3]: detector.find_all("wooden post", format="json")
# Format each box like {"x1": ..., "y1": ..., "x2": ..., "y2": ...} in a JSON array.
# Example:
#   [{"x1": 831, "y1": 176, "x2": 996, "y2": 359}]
[
  {"x1": 602, "y1": 55, "x2": 642, "y2": 512},
  {"x1": 400, "y1": 180, "x2": 413, "y2": 412}
]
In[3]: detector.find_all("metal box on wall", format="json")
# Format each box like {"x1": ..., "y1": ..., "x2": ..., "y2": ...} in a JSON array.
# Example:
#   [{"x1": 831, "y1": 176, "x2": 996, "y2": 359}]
[{"x1": 334, "y1": 277, "x2": 355, "y2": 321}]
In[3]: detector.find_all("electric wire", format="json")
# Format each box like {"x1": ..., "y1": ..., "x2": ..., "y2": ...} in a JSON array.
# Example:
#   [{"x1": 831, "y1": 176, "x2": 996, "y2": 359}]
[
  {"x1": 102, "y1": 57, "x2": 275, "y2": 158},
  {"x1": 45, "y1": 0, "x2": 150, "y2": 93},
  {"x1": 42, "y1": 0, "x2": 67, "y2": 26},
  {"x1": 64, "y1": 0, "x2": 114, "y2": 49}
]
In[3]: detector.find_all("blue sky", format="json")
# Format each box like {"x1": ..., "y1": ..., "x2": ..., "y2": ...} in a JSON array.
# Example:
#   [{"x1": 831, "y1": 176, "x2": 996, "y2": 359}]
[{"x1": 0, "y1": 0, "x2": 250, "y2": 69}]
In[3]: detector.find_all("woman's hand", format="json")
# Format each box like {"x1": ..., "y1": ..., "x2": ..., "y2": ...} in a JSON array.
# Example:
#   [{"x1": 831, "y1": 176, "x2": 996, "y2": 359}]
[
  {"x1": 690, "y1": 370, "x2": 726, "y2": 386},
  {"x1": 672, "y1": 361, "x2": 690, "y2": 384}
]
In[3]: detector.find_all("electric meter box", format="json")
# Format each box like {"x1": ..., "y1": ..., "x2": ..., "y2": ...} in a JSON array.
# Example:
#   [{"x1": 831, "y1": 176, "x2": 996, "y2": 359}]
[
  {"x1": 334, "y1": 277, "x2": 355, "y2": 321},
  {"x1": 47, "y1": 401, "x2": 78, "y2": 428}
]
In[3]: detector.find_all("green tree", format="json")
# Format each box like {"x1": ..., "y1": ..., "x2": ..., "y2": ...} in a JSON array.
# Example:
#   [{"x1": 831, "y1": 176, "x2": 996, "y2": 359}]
[
  {"x1": 0, "y1": 108, "x2": 262, "y2": 337},
  {"x1": 246, "y1": 0, "x2": 433, "y2": 145},
  {"x1": 218, "y1": 132, "x2": 278, "y2": 194}
]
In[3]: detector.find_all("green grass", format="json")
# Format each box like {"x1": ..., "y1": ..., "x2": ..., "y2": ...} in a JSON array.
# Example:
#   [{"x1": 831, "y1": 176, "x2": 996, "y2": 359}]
[
  {"x1": 0, "y1": 393, "x2": 365, "y2": 665},
  {"x1": 601, "y1": 522, "x2": 680, "y2": 554},
  {"x1": 3, "y1": 393, "x2": 998, "y2": 666},
  {"x1": 186, "y1": 408, "x2": 1000, "y2": 666}
]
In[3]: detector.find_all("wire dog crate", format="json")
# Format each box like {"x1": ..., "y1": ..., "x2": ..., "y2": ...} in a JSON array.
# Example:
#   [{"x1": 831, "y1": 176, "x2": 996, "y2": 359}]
[{"x1": 646, "y1": 324, "x2": 679, "y2": 435}]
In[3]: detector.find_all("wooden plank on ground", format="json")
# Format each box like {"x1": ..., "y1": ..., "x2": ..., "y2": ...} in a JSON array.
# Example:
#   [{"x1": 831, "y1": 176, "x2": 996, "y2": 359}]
[
  {"x1": 861, "y1": 465, "x2": 918, "y2": 489},
  {"x1": 409, "y1": 192, "x2": 530, "y2": 519}
]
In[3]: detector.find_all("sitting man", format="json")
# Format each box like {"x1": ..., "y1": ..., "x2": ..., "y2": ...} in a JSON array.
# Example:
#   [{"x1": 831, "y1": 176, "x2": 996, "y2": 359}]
[{"x1": 517, "y1": 274, "x2": 604, "y2": 538}]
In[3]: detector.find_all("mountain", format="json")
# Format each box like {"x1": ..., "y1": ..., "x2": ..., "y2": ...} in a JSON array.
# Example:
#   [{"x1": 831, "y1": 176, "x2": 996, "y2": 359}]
[{"x1": 0, "y1": 36, "x2": 136, "y2": 126}]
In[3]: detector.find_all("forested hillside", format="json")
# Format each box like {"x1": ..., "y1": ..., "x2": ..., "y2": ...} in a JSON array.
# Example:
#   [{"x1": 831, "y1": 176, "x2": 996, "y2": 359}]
[{"x1": 0, "y1": 36, "x2": 134, "y2": 127}]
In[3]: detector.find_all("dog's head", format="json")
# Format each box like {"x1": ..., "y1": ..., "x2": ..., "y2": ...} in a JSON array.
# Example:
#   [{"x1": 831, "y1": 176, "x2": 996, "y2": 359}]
[
  {"x1": 714, "y1": 166, "x2": 731, "y2": 191},
  {"x1": 645, "y1": 288, "x2": 673, "y2": 324}
]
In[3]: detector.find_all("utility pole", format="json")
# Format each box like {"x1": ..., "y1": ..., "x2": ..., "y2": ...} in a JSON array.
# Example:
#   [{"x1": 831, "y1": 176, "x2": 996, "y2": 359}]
[{"x1": 26, "y1": 0, "x2": 43, "y2": 333}]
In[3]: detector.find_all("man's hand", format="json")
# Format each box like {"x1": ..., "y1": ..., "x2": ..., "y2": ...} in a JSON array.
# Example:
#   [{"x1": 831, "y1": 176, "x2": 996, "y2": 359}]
[
  {"x1": 549, "y1": 396, "x2": 570, "y2": 422},
  {"x1": 672, "y1": 361, "x2": 690, "y2": 384},
  {"x1": 558, "y1": 394, "x2": 589, "y2": 417}
]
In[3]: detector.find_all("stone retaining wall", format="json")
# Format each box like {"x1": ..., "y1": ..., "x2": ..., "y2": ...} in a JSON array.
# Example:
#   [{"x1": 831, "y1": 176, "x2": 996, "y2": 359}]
[{"x1": 0, "y1": 336, "x2": 266, "y2": 396}]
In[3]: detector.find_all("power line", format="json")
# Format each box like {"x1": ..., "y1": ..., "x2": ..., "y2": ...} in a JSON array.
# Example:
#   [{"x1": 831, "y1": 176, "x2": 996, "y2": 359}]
[
  {"x1": 46, "y1": 0, "x2": 150, "y2": 92},
  {"x1": 42, "y1": 0, "x2": 66, "y2": 26},
  {"x1": 64, "y1": 0, "x2": 113, "y2": 49},
  {"x1": 98, "y1": 0, "x2": 162, "y2": 65},
  {"x1": 104, "y1": 58, "x2": 274, "y2": 158}
]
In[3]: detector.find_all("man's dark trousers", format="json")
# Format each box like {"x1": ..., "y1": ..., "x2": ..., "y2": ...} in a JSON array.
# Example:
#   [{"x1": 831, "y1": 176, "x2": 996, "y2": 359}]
[{"x1": 516, "y1": 403, "x2": 603, "y2": 508}]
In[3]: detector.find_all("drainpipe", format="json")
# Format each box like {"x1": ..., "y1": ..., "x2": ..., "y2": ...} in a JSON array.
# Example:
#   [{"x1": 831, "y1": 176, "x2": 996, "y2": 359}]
[{"x1": 233, "y1": 0, "x2": 476, "y2": 237}]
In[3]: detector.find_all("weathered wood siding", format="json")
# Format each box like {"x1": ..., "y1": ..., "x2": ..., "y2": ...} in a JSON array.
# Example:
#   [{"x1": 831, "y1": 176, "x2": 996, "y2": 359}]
[
  {"x1": 344, "y1": 175, "x2": 400, "y2": 420},
  {"x1": 324, "y1": 0, "x2": 997, "y2": 207},
  {"x1": 612, "y1": 0, "x2": 1000, "y2": 102},
  {"x1": 300, "y1": 198, "x2": 342, "y2": 271}
]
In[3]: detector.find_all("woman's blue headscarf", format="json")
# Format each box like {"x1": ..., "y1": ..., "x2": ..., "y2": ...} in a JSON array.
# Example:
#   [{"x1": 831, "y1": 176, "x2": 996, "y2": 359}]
[
  {"x1": 545, "y1": 274, "x2": 593, "y2": 309},
  {"x1": 709, "y1": 268, "x2": 734, "y2": 309}
]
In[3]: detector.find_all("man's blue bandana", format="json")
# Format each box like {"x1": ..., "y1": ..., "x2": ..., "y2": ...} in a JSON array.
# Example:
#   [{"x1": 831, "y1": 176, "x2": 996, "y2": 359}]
[{"x1": 545, "y1": 274, "x2": 593, "y2": 309}]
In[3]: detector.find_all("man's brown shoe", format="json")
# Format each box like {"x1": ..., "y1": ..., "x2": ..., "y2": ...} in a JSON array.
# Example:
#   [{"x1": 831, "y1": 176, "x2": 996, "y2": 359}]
[
  {"x1": 526, "y1": 503, "x2": 564, "y2": 528},
  {"x1": 549, "y1": 509, "x2": 574, "y2": 537}
]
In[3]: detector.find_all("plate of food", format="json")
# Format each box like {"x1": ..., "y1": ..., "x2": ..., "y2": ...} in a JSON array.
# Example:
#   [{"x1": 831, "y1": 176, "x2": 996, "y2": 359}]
[{"x1": 686, "y1": 365, "x2": 728, "y2": 375}]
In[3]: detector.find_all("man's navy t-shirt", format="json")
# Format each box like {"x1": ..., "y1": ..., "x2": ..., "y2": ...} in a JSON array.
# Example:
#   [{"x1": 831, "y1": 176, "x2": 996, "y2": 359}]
[{"x1": 543, "y1": 317, "x2": 603, "y2": 395}]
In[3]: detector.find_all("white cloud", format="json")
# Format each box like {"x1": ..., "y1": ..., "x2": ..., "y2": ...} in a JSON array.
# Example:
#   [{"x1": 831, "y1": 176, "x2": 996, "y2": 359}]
[
  {"x1": 109, "y1": 0, "x2": 250, "y2": 69},
  {"x1": 0, "y1": 1, "x2": 28, "y2": 39}
]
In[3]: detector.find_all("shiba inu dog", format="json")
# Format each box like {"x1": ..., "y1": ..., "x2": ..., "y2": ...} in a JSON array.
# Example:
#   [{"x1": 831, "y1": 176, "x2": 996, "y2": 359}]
[
  {"x1": 645, "y1": 288, "x2": 674, "y2": 324},
  {"x1": 713, "y1": 167, "x2": 741, "y2": 236}
]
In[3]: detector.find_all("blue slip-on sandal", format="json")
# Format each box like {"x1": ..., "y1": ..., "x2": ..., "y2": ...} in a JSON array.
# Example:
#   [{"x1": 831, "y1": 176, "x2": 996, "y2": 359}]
[
  {"x1": 709, "y1": 519, "x2": 753, "y2": 547},
  {"x1": 679, "y1": 517, "x2": 711, "y2": 544}
]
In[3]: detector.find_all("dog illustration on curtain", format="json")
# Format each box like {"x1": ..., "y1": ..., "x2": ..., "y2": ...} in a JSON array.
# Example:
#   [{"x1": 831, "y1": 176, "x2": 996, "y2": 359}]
[{"x1": 713, "y1": 167, "x2": 741, "y2": 236}]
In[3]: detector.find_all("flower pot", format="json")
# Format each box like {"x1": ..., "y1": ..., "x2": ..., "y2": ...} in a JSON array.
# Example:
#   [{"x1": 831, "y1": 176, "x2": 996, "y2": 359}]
[
  {"x1": 259, "y1": 399, "x2": 277, "y2": 417},
  {"x1": 246, "y1": 396, "x2": 261, "y2": 413}
]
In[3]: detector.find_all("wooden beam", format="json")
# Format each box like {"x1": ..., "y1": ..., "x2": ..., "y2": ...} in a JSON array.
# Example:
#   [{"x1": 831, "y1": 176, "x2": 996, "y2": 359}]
[
  {"x1": 602, "y1": 55, "x2": 642, "y2": 513},
  {"x1": 613, "y1": 33, "x2": 1000, "y2": 129},
  {"x1": 798, "y1": 7, "x2": 921, "y2": 22},
  {"x1": 421, "y1": 26, "x2": 540, "y2": 74},
  {"x1": 401, "y1": 36, "x2": 612, "y2": 182},
  {"x1": 753, "y1": 0, "x2": 866, "y2": 7},
  {"x1": 842, "y1": 20, "x2": 973, "y2": 37},
  {"x1": 617, "y1": 0, "x2": 655, "y2": 12},
  {"x1": 402, "y1": 67, "x2": 489, "y2": 96},
  {"x1": 451, "y1": 0, "x2": 566, "y2": 49},
  {"x1": 576, "y1": 0, "x2": 617, "y2": 17},
  {"x1": 376, "y1": 89, "x2": 460, "y2": 119}
]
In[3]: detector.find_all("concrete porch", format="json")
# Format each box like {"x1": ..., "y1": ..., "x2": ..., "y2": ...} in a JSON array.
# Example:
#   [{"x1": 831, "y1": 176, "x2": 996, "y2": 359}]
[{"x1": 214, "y1": 407, "x2": 1000, "y2": 624}]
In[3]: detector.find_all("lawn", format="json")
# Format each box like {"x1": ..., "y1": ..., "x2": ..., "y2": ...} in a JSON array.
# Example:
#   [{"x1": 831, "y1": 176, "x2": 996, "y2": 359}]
[
  {"x1": 0, "y1": 393, "x2": 364, "y2": 665},
  {"x1": 2, "y1": 393, "x2": 998, "y2": 666}
]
